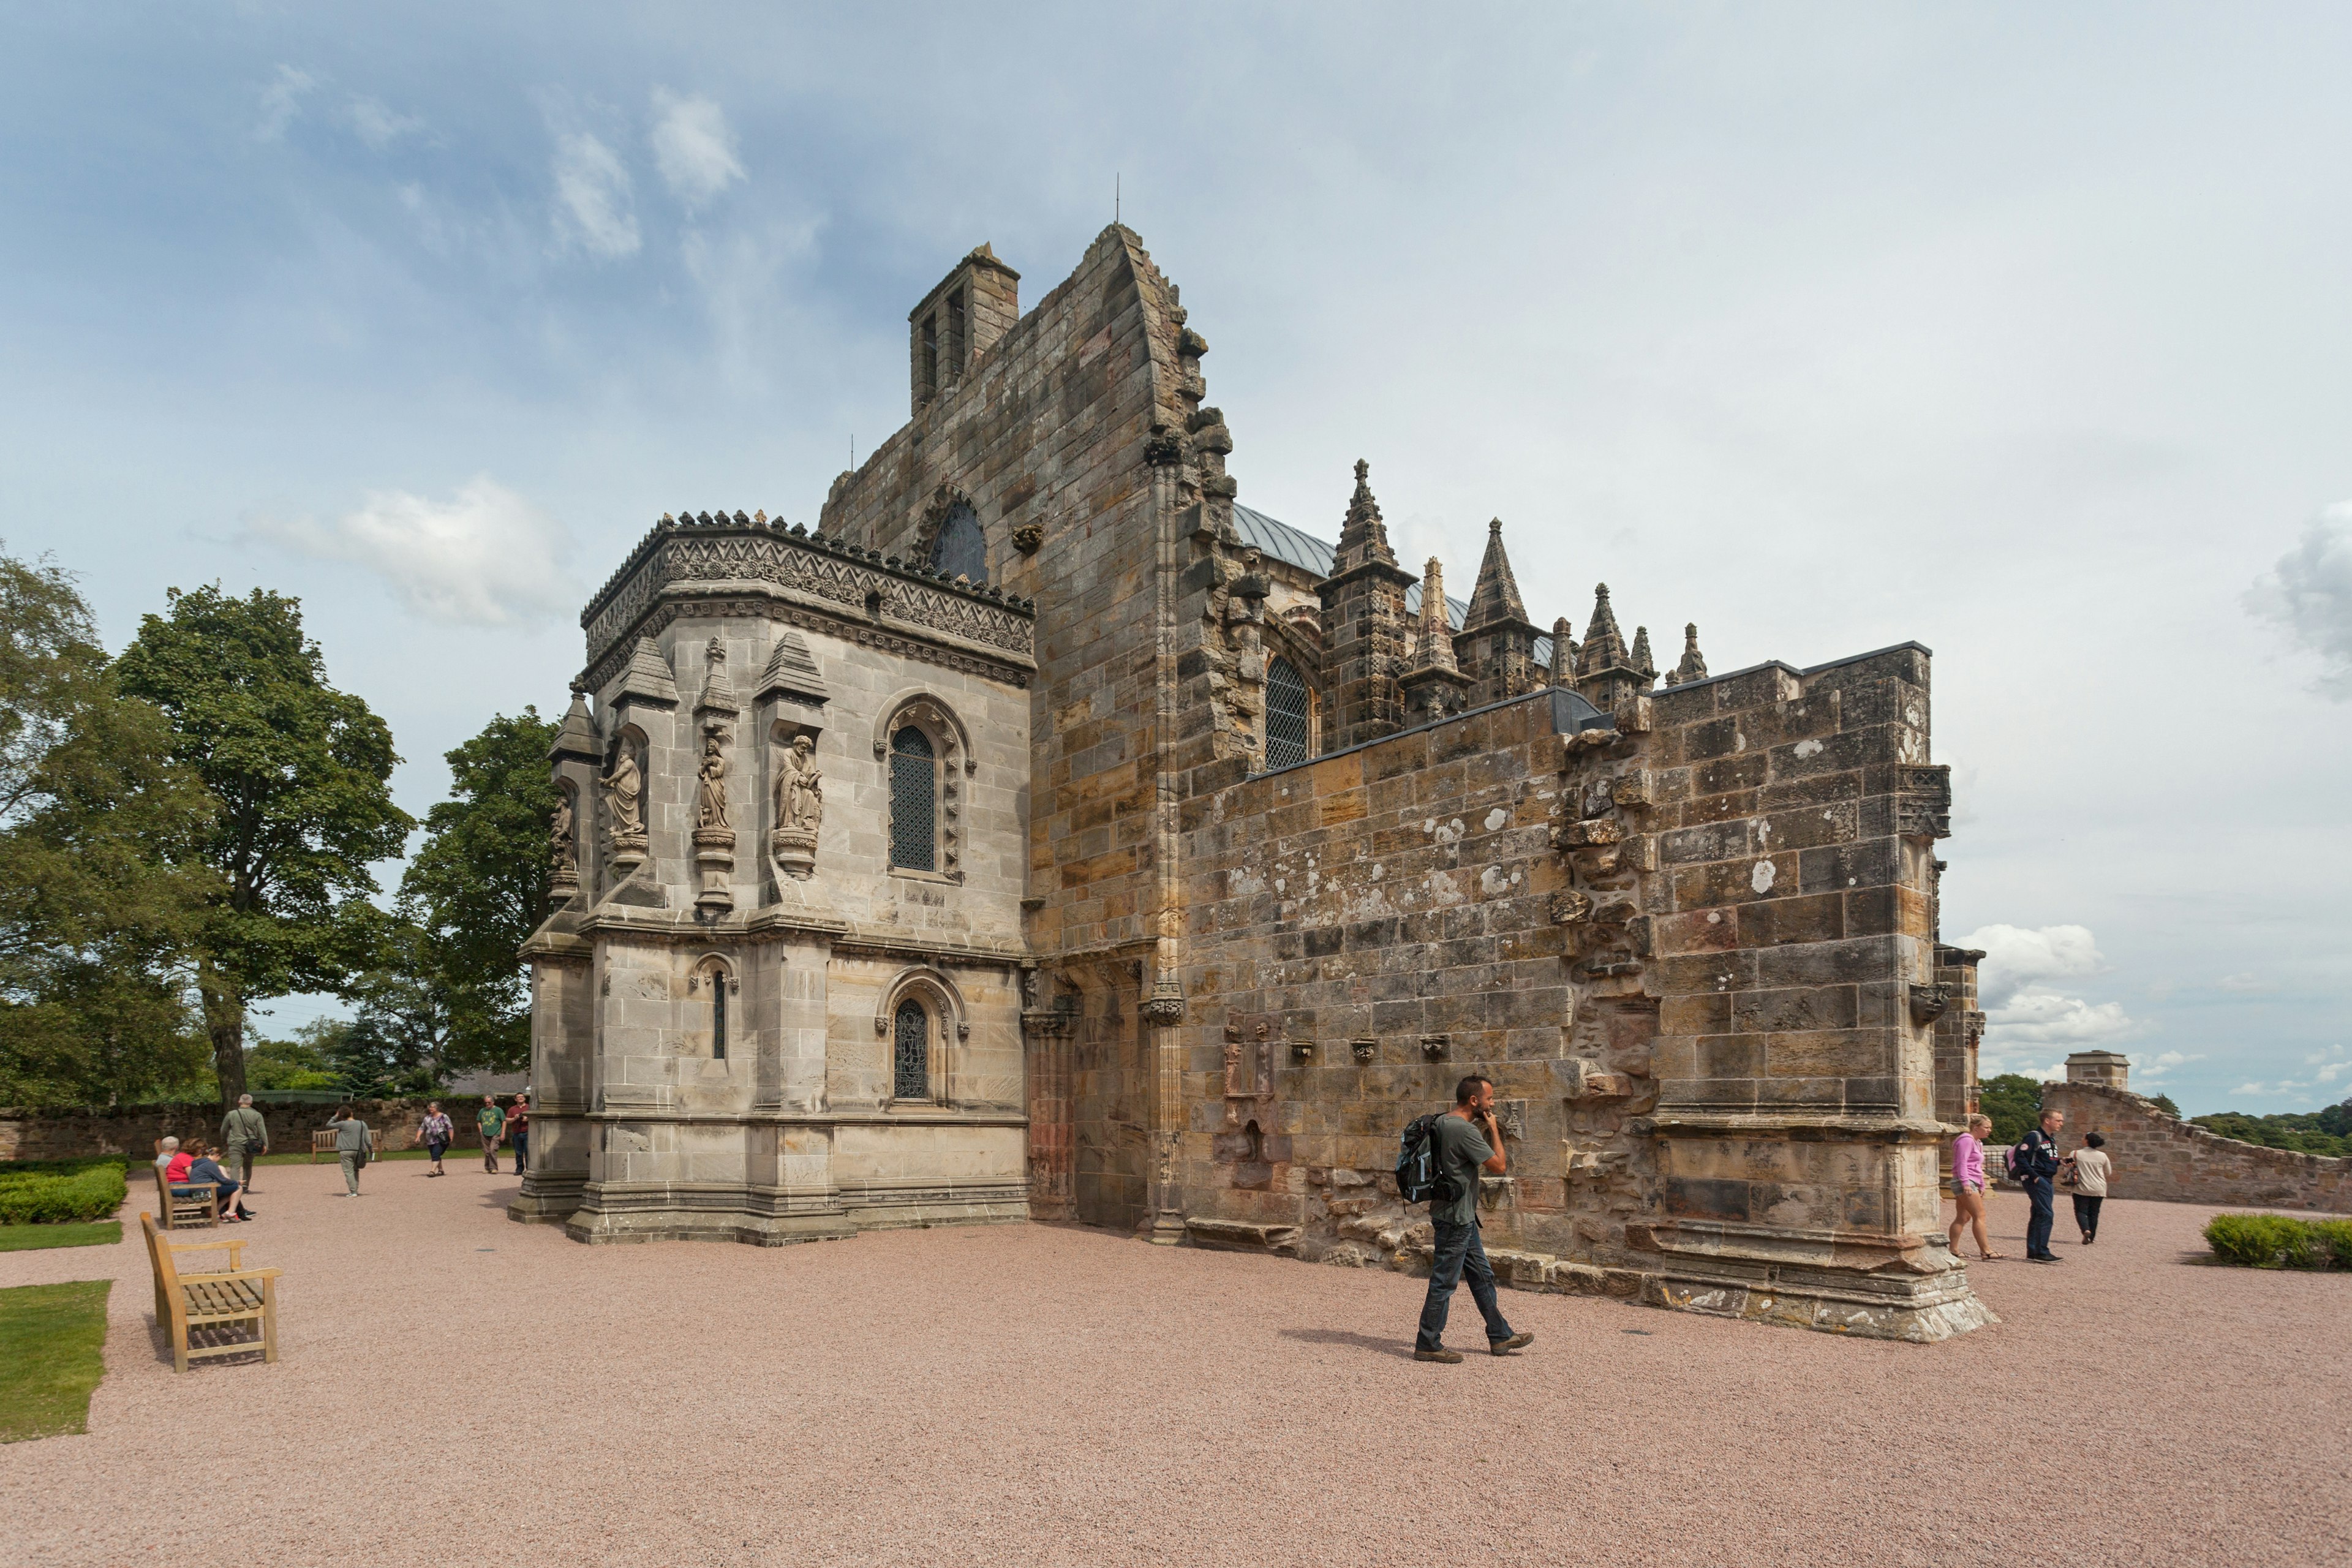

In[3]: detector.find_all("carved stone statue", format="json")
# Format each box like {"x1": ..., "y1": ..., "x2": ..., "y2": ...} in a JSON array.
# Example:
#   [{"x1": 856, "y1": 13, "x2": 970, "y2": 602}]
[
  {"x1": 549, "y1": 793, "x2": 575, "y2": 875},
  {"x1": 603, "y1": 744, "x2": 643, "y2": 842},
  {"x1": 776, "y1": 734, "x2": 823, "y2": 832},
  {"x1": 696, "y1": 733, "x2": 730, "y2": 830}
]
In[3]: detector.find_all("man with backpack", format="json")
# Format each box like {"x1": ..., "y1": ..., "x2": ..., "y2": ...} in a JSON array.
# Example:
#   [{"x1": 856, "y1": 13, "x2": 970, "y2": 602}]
[
  {"x1": 1408, "y1": 1074, "x2": 1536, "y2": 1363},
  {"x1": 2011, "y1": 1107, "x2": 2067, "y2": 1263}
]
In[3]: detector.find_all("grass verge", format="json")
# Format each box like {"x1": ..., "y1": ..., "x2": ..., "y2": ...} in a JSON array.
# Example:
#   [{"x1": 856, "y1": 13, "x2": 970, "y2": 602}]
[
  {"x1": 0, "y1": 1280, "x2": 111, "y2": 1442},
  {"x1": 0, "y1": 1221, "x2": 123, "y2": 1254},
  {"x1": 252, "y1": 1148, "x2": 434, "y2": 1166}
]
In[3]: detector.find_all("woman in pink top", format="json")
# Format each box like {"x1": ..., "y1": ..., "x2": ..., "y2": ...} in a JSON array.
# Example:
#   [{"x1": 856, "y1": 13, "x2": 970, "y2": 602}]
[{"x1": 1948, "y1": 1114, "x2": 2002, "y2": 1260}]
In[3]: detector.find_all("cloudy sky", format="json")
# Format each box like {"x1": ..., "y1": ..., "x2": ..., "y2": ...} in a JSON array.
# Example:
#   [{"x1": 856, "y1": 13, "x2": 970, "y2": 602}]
[{"x1": 4, "y1": 4, "x2": 2346, "y2": 1112}]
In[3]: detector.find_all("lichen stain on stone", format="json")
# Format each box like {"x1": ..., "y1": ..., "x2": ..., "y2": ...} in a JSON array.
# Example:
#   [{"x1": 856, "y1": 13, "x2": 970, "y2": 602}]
[{"x1": 1751, "y1": 860, "x2": 1776, "y2": 893}]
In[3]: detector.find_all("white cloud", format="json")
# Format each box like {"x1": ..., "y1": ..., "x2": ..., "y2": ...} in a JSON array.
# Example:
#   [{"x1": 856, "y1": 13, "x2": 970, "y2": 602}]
[
  {"x1": 2215, "y1": 971, "x2": 2272, "y2": 993},
  {"x1": 256, "y1": 65, "x2": 317, "y2": 141},
  {"x1": 1961, "y1": 922, "x2": 2137, "y2": 1069},
  {"x1": 245, "y1": 477, "x2": 575, "y2": 625},
  {"x1": 2246, "y1": 501, "x2": 2352, "y2": 699},
  {"x1": 2137, "y1": 1049, "x2": 2205, "y2": 1084},
  {"x1": 552, "y1": 131, "x2": 640, "y2": 258},
  {"x1": 347, "y1": 96, "x2": 423, "y2": 150},
  {"x1": 649, "y1": 89, "x2": 745, "y2": 211}
]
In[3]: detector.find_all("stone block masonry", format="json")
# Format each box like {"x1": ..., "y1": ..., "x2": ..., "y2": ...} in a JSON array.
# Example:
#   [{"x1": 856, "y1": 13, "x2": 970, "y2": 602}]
[{"x1": 2041, "y1": 1081, "x2": 2352, "y2": 1213}]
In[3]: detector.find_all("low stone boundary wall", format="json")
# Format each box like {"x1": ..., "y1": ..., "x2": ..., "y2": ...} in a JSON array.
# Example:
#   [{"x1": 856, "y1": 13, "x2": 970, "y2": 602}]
[
  {"x1": 0, "y1": 1098, "x2": 502, "y2": 1163},
  {"x1": 2040, "y1": 1082, "x2": 2352, "y2": 1213}
]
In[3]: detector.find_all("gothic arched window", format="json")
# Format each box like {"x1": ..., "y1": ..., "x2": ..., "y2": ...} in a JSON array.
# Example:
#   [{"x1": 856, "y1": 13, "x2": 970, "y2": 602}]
[
  {"x1": 1265, "y1": 656, "x2": 1312, "y2": 771},
  {"x1": 931, "y1": 503, "x2": 987, "y2": 583},
  {"x1": 889, "y1": 726, "x2": 937, "y2": 872},
  {"x1": 893, "y1": 997, "x2": 930, "y2": 1100}
]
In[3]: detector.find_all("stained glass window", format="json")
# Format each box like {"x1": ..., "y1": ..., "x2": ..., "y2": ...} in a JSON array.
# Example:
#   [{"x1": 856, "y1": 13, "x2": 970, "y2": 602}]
[
  {"x1": 890, "y1": 726, "x2": 937, "y2": 870},
  {"x1": 894, "y1": 998, "x2": 929, "y2": 1100},
  {"x1": 1265, "y1": 656, "x2": 1311, "y2": 771},
  {"x1": 932, "y1": 503, "x2": 987, "y2": 583}
]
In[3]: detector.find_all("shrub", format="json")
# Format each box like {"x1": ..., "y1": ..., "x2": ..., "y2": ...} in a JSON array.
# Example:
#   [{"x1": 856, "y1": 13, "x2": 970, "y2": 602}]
[
  {"x1": 0, "y1": 1164, "x2": 128, "y2": 1225},
  {"x1": 2203, "y1": 1212, "x2": 2350, "y2": 1270}
]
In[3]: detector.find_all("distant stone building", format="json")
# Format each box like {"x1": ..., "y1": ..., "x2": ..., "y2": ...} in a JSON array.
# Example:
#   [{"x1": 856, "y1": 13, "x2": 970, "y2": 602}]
[{"x1": 515, "y1": 228, "x2": 1994, "y2": 1340}]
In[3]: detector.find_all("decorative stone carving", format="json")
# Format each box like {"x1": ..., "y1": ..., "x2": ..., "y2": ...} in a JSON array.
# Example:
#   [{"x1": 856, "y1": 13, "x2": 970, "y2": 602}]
[
  {"x1": 603, "y1": 741, "x2": 647, "y2": 875},
  {"x1": 1909, "y1": 982, "x2": 1953, "y2": 1025},
  {"x1": 1898, "y1": 765, "x2": 1954, "y2": 840},
  {"x1": 1011, "y1": 522, "x2": 1043, "y2": 554},
  {"x1": 696, "y1": 732, "x2": 731, "y2": 831},
  {"x1": 1142, "y1": 984, "x2": 1186, "y2": 1027},
  {"x1": 1351, "y1": 1038, "x2": 1377, "y2": 1063},
  {"x1": 548, "y1": 789, "x2": 578, "y2": 902},
  {"x1": 1419, "y1": 1034, "x2": 1450, "y2": 1060},
  {"x1": 770, "y1": 733, "x2": 823, "y2": 880}
]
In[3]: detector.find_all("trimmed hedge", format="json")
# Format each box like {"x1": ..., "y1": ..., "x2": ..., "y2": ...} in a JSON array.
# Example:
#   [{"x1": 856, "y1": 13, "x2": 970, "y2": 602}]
[
  {"x1": 0, "y1": 1163, "x2": 129, "y2": 1226},
  {"x1": 2203, "y1": 1213, "x2": 2352, "y2": 1270}
]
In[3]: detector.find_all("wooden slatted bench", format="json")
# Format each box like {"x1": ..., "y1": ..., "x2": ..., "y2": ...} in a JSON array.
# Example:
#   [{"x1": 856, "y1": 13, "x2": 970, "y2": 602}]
[
  {"x1": 153, "y1": 1164, "x2": 220, "y2": 1229},
  {"x1": 311, "y1": 1129, "x2": 339, "y2": 1163},
  {"x1": 141, "y1": 1212, "x2": 280, "y2": 1373}
]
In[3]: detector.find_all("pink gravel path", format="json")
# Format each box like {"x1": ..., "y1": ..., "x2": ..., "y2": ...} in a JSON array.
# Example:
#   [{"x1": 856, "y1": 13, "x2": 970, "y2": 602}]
[{"x1": 0, "y1": 1161, "x2": 2343, "y2": 1567}]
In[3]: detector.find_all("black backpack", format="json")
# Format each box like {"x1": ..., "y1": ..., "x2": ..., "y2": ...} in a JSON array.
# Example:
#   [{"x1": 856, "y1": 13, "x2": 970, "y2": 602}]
[{"x1": 1396, "y1": 1114, "x2": 1462, "y2": 1207}]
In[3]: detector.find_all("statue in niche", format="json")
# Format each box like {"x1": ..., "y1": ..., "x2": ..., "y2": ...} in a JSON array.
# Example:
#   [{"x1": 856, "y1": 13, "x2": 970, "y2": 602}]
[
  {"x1": 696, "y1": 733, "x2": 731, "y2": 830},
  {"x1": 775, "y1": 733, "x2": 823, "y2": 832},
  {"x1": 549, "y1": 791, "x2": 575, "y2": 875},
  {"x1": 603, "y1": 744, "x2": 643, "y2": 843}
]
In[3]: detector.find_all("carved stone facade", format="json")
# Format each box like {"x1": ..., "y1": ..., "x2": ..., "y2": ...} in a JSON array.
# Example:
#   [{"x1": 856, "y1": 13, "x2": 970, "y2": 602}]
[{"x1": 516, "y1": 225, "x2": 1994, "y2": 1339}]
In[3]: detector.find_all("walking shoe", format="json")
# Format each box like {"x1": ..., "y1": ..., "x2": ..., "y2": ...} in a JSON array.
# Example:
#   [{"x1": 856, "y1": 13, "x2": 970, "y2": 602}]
[
  {"x1": 1413, "y1": 1348, "x2": 1463, "y2": 1363},
  {"x1": 1489, "y1": 1332, "x2": 1535, "y2": 1355},
  {"x1": 2027, "y1": 1253, "x2": 2062, "y2": 1264}
]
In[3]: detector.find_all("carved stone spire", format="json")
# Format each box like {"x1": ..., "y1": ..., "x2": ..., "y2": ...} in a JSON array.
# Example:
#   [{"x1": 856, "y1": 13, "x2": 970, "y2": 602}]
[
  {"x1": 1412, "y1": 558, "x2": 1458, "y2": 674},
  {"x1": 1575, "y1": 584, "x2": 1627, "y2": 676},
  {"x1": 1549, "y1": 618, "x2": 1575, "y2": 686},
  {"x1": 1399, "y1": 556, "x2": 1470, "y2": 723},
  {"x1": 1630, "y1": 625, "x2": 1656, "y2": 679},
  {"x1": 549, "y1": 683, "x2": 601, "y2": 763},
  {"x1": 1331, "y1": 459, "x2": 1398, "y2": 575},
  {"x1": 1462, "y1": 519, "x2": 1528, "y2": 631},
  {"x1": 1671, "y1": 622, "x2": 1709, "y2": 686}
]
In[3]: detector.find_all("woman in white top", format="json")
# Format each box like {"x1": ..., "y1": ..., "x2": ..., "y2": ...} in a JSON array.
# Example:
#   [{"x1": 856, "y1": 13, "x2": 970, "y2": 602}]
[{"x1": 2062, "y1": 1131, "x2": 2113, "y2": 1245}]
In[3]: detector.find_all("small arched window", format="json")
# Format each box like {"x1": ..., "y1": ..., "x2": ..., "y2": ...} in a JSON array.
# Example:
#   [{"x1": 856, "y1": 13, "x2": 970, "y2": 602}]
[
  {"x1": 932, "y1": 503, "x2": 987, "y2": 584},
  {"x1": 889, "y1": 726, "x2": 937, "y2": 872},
  {"x1": 893, "y1": 997, "x2": 930, "y2": 1100},
  {"x1": 712, "y1": 973, "x2": 728, "y2": 1060},
  {"x1": 1265, "y1": 656, "x2": 1312, "y2": 771}
]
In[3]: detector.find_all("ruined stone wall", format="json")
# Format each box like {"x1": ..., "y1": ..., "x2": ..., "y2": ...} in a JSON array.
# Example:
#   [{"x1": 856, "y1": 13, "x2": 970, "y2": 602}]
[
  {"x1": 1177, "y1": 643, "x2": 1989, "y2": 1341},
  {"x1": 819, "y1": 227, "x2": 1195, "y2": 1231},
  {"x1": 2040, "y1": 1082, "x2": 2352, "y2": 1213},
  {"x1": 0, "y1": 1099, "x2": 479, "y2": 1163}
]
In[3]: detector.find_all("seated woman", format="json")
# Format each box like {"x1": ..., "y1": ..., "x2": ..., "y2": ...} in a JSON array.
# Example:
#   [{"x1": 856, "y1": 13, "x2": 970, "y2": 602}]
[
  {"x1": 178, "y1": 1139, "x2": 254, "y2": 1221},
  {"x1": 164, "y1": 1140, "x2": 195, "y2": 1182}
]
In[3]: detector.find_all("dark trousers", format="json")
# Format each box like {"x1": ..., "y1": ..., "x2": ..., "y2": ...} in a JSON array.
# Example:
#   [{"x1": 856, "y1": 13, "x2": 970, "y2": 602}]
[
  {"x1": 2071, "y1": 1194, "x2": 2104, "y2": 1238},
  {"x1": 510, "y1": 1131, "x2": 527, "y2": 1172},
  {"x1": 1416, "y1": 1218, "x2": 1515, "y2": 1352},
  {"x1": 2025, "y1": 1177, "x2": 2056, "y2": 1256}
]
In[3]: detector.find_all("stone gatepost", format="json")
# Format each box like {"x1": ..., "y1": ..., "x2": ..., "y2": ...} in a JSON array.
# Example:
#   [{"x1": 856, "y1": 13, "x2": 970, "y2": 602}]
[{"x1": 2065, "y1": 1051, "x2": 2130, "y2": 1091}]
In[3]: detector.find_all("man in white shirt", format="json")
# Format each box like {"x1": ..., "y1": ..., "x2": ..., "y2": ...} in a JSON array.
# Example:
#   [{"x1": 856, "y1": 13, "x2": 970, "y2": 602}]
[{"x1": 2064, "y1": 1131, "x2": 2113, "y2": 1245}]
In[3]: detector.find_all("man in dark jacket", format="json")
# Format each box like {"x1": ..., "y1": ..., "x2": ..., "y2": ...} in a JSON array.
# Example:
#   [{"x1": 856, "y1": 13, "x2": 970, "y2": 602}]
[
  {"x1": 1414, "y1": 1074, "x2": 1537, "y2": 1363},
  {"x1": 2016, "y1": 1107, "x2": 2067, "y2": 1263}
]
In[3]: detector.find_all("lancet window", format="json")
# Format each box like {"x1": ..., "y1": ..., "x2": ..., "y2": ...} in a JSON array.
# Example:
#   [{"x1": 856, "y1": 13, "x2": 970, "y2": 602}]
[
  {"x1": 893, "y1": 998, "x2": 930, "y2": 1100},
  {"x1": 889, "y1": 726, "x2": 938, "y2": 871},
  {"x1": 1265, "y1": 656, "x2": 1313, "y2": 771}
]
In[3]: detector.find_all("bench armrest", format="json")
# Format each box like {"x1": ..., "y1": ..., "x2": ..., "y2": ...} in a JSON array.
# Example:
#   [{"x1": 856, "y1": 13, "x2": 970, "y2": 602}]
[{"x1": 184, "y1": 1267, "x2": 281, "y2": 1286}]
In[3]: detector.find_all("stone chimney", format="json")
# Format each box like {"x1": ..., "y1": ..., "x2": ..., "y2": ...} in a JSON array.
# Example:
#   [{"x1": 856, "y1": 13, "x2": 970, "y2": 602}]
[
  {"x1": 2064, "y1": 1051, "x2": 2130, "y2": 1091},
  {"x1": 910, "y1": 244, "x2": 1020, "y2": 414}
]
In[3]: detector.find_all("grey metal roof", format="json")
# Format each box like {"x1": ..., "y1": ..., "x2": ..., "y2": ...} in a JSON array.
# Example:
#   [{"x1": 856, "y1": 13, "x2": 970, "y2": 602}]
[{"x1": 1229, "y1": 501, "x2": 1553, "y2": 666}]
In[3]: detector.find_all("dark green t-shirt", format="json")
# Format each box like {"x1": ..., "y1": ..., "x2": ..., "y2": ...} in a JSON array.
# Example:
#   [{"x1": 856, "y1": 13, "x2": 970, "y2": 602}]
[{"x1": 1430, "y1": 1114, "x2": 1493, "y2": 1227}]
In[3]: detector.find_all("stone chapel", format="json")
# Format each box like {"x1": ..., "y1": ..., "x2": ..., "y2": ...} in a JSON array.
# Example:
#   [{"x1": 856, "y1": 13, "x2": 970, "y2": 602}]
[{"x1": 513, "y1": 227, "x2": 1996, "y2": 1341}]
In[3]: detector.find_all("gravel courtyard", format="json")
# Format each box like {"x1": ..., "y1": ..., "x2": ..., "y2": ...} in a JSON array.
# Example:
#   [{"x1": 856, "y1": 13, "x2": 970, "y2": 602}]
[{"x1": 1, "y1": 1162, "x2": 2342, "y2": 1567}]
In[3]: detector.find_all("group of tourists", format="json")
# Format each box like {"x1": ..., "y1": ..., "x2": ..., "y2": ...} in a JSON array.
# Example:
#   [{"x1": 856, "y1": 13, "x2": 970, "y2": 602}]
[
  {"x1": 1948, "y1": 1107, "x2": 2113, "y2": 1264},
  {"x1": 325, "y1": 1092, "x2": 530, "y2": 1194},
  {"x1": 153, "y1": 1130, "x2": 258, "y2": 1222}
]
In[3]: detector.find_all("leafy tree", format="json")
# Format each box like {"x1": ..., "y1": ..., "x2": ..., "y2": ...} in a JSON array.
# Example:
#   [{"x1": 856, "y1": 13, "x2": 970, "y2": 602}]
[
  {"x1": 2190, "y1": 1102, "x2": 2352, "y2": 1159},
  {"x1": 2149, "y1": 1093, "x2": 2181, "y2": 1120},
  {"x1": 243, "y1": 1029, "x2": 341, "y2": 1091},
  {"x1": 0, "y1": 549, "x2": 217, "y2": 1107},
  {"x1": 115, "y1": 586, "x2": 413, "y2": 1104},
  {"x1": 1977, "y1": 1073, "x2": 2043, "y2": 1146},
  {"x1": 394, "y1": 709, "x2": 557, "y2": 1078}
]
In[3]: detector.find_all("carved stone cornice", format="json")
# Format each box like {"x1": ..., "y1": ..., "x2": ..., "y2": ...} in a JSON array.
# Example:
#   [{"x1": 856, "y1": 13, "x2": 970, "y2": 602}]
[{"x1": 580, "y1": 519, "x2": 1035, "y2": 679}]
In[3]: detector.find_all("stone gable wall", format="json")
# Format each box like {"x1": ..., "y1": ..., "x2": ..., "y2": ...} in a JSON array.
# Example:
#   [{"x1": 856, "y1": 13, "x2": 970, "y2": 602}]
[{"x1": 2039, "y1": 1081, "x2": 2352, "y2": 1213}]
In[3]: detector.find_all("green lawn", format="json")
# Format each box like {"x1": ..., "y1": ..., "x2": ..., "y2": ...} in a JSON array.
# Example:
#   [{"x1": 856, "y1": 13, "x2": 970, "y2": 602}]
[
  {"x1": 0, "y1": 1280, "x2": 110, "y2": 1442},
  {"x1": 0, "y1": 1221, "x2": 121, "y2": 1254}
]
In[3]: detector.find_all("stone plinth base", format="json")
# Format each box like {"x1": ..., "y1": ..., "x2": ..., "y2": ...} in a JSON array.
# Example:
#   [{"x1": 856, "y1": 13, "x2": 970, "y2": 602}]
[
  {"x1": 1183, "y1": 1216, "x2": 1302, "y2": 1253},
  {"x1": 562, "y1": 1183, "x2": 858, "y2": 1247},
  {"x1": 508, "y1": 1171, "x2": 587, "y2": 1224}
]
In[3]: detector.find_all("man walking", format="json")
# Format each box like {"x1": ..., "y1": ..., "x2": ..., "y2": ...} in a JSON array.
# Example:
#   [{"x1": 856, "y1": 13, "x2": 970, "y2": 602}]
[
  {"x1": 2016, "y1": 1107, "x2": 2067, "y2": 1263},
  {"x1": 1414, "y1": 1074, "x2": 1536, "y2": 1363},
  {"x1": 477, "y1": 1095, "x2": 505, "y2": 1175},
  {"x1": 219, "y1": 1093, "x2": 270, "y2": 1196},
  {"x1": 325, "y1": 1105, "x2": 374, "y2": 1197},
  {"x1": 503, "y1": 1093, "x2": 530, "y2": 1178}
]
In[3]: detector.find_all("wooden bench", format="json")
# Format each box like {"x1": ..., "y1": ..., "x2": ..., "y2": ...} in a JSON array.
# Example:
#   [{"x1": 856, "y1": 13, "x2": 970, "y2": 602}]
[
  {"x1": 140, "y1": 1212, "x2": 279, "y2": 1373},
  {"x1": 311, "y1": 1129, "x2": 339, "y2": 1163},
  {"x1": 153, "y1": 1164, "x2": 220, "y2": 1229}
]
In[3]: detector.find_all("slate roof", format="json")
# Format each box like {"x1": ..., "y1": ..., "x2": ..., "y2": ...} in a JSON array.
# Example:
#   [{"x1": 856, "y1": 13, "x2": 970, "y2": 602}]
[{"x1": 1229, "y1": 502, "x2": 1555, "y2": 666}]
